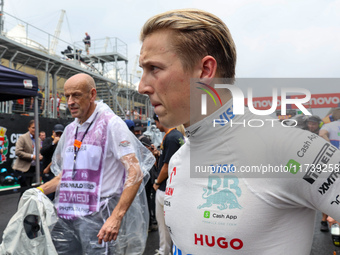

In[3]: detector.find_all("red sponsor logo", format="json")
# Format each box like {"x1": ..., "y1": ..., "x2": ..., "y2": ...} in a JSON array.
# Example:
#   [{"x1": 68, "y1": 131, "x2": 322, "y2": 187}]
[
  {"x1": 194, "y1": 234, "x2": 243, "y2": 250},
  {"x1": 165, "y1": 187, "x2": 174, "y2": 196},
  {"x1": 119, "y1": 140, "x2": 130, "y2": 147}
]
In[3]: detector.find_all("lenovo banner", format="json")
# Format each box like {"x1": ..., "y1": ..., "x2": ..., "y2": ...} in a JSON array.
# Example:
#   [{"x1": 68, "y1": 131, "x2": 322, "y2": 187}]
[{"x1": 245, "y1": 93, "x2": 340, "y2": 110}]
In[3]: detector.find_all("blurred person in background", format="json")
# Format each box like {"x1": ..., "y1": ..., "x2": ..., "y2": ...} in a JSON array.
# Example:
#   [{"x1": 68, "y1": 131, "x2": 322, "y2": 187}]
[
  {"x1": 13, "y1": 120, "x2": 43, "y2": 197},
  {"x1": 319, "y1": 108, "x2": 340, "y2": 149},
  {"x1": 39, "y1": 131, "x2": 46, "y2": 147},
  {"x1": 152, "y1": 113, "x2": 184, "y2": 255},
  {"x1": 306, "y1": 115, "x2": 322, "y2": 134},
  {"x1": 40, "y1": 124, "x2": 64, "y2": 201}
]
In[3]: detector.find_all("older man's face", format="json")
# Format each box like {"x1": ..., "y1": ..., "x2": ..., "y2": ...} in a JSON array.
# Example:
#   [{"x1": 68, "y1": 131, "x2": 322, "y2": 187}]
[{"x1": 64, "y1": 80, "x2": 93, "y2": 124}]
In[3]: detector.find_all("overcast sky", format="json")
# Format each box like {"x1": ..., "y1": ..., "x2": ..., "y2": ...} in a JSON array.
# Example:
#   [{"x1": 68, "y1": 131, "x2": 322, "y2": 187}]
[{"x1": 4, "y1": 0, "x2": 340, "y2": 117}]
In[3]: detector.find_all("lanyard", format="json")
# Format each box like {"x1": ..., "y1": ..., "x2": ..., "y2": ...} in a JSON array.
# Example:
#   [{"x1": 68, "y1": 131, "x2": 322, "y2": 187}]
[
  {"x1": 160, "y1": 128, "x2": 176, "y2": 151},
  {"x1": 72, "y1": 113, "x2": 98, "y2": 179}
]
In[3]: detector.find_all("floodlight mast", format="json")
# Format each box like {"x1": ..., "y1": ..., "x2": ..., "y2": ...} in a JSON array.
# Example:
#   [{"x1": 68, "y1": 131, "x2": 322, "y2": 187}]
[{"x1": 49, "y1": 9, "x2": 65, "y2": 55}]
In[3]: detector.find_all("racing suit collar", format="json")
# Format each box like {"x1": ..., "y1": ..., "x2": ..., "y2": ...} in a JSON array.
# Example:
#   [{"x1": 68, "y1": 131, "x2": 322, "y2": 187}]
[{"x1": 185, "y1": 99, "x2": 234, "y2": 138}]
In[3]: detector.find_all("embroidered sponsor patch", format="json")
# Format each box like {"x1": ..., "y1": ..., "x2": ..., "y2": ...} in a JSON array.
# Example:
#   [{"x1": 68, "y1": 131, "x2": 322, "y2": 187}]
[{"x1": 119, "y1": 140, "x2": 131, "y2": 147}]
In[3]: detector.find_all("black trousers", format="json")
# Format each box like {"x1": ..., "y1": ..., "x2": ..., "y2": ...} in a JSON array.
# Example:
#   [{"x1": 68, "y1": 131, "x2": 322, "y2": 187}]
[{"x1": 15, "y1": 166, "x2": 37, "y2": 198}]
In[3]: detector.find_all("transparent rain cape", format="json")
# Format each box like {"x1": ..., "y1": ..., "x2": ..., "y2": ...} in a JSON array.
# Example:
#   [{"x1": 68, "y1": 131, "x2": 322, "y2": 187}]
[{"x1": 50, "y1": 101, "x2": 155, "y2": 254}]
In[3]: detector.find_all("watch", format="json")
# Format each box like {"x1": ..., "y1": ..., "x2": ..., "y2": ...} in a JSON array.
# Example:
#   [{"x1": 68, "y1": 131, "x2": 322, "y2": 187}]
[{"x1": 154, "y1": 179, "x2": 160, "y2": 186}]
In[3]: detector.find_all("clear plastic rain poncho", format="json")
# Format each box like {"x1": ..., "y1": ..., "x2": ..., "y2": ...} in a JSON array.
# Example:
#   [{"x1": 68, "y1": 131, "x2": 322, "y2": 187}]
[
  {"x1": 49, "y1": 101, "x2": 155, "y2": 254},
  {"x1": 0, "y1": 188, "x2": 58, "y2": 255}
]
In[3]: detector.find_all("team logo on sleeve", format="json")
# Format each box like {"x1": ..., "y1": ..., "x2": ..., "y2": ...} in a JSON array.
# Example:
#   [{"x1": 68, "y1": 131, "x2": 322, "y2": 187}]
[
  {"x1": 119, "y1": 140, "x2": 131, "y2": 147},
  {"x1": 303, "y1": 143, "x2": 337, "y2": 184},
  {"x1": 319, "y1": 171, "x2": 340, "y2": 195}
]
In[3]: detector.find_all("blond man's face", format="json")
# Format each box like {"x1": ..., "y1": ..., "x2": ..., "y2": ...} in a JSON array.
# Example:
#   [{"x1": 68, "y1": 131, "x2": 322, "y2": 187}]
[{"x1": 139, "y1": 30, "x2": 200, "y2": 128}]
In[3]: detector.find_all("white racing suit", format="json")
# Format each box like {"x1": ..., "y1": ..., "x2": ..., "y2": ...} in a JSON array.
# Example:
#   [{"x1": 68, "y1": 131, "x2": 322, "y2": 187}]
[{"x1": 165, "y1": 100, "x2": 340, "y2": 255}]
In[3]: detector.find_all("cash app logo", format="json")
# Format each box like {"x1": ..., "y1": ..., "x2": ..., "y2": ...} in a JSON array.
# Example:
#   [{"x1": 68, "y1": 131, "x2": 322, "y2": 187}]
[
  {"x1": 286, "y1": 159, "x2": 301, "y2": 174},
  {"x1": 204, "y1": 211, "x2": 210, "y2": 218}
]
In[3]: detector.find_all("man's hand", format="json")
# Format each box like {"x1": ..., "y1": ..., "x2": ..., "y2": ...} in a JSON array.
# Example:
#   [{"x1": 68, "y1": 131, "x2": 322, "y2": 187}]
[
  {"x1": 96, "y1": 153, "x2": 143, "y2": 244},
  {"x1": 43, "y1": 167, "x2": 50, "y2": 174},
  {"x1": 43, "y1": 162, "x2": 52, "y2": 174},
  {"x1": 32, "y1": 154, "x2": 42, "y2": 161},
  {"x1": 152, "y1": 146, "x2": 160, "y2": 157},
  {"x1": 153, "y1": 183, "x2": 159, "y2": 191},
  {"x1": 53, "y1": 136, "x2": 60, "y2": 144},
  {"x1": 97, "y1": 214, "x2": 122, "y2": 244}
]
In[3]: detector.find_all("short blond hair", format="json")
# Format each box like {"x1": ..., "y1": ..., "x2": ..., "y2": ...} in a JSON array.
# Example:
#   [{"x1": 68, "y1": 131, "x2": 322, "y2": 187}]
[{"x1": 140, "y1": 9, "x2": 237, "y2": 78}]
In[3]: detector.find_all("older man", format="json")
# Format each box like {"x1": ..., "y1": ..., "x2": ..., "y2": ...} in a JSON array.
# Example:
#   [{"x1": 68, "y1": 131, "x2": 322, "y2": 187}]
[
  {"x1": 139, "y1": 9, "x2": 340, "y2": 254},
  {"x1": 37, "y1": 73, "x2": 154, "y2": 254}
]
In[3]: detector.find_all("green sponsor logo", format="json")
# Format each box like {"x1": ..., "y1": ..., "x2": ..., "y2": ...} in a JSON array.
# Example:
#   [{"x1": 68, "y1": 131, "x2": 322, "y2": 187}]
[
  {"x1": 204, "y1": 211, "x2": 210, "y2": 218},
  {"x1": 286, "y1": 159, "x2": 301, "y2": 174}
]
